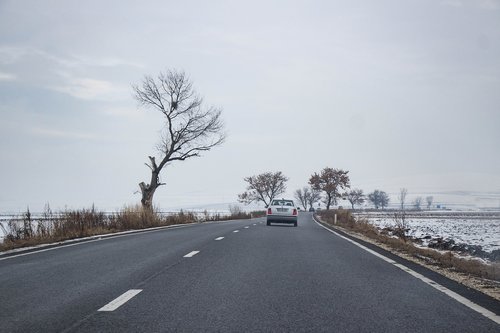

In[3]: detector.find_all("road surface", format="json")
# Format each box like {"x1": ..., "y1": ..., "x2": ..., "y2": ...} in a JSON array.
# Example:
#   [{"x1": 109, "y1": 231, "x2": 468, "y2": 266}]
[{"x1": 0, "y1": 213, "x2": 498, "y2": 332}]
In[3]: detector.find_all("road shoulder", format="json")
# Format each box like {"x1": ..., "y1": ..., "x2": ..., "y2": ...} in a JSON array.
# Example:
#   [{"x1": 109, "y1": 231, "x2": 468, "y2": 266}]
[{"x1": 313, "y1": 214, "x2": 500, "y2": 316}]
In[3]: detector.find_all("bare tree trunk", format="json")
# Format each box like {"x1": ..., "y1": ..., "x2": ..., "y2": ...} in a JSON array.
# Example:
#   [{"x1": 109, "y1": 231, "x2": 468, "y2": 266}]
[
  {"x1": 326, "y1": 194, "x2": 332, "y2": 210},
  {"x1": 139, "y1": 182, "x2": 157, "y2": 210},
  {"x1": 139, "y1": 157, "x2": 165, "y2": 210}
]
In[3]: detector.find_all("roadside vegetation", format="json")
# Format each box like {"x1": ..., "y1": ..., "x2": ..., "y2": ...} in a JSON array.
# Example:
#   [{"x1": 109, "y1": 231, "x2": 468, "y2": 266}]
[
  {"x1": 1, "y1": 205, "x2": 264, "y2": 252},
  {"x1": 316, "y1": 209, "x2": 500, "y2": 282}
]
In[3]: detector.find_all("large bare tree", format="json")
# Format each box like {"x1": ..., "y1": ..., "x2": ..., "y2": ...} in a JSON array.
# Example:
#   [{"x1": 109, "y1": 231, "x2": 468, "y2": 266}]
[
  {"x1": 309, "y1": 167, "x2": 350, "y2": 210},
  {"x1": 133, "y1": 70, "x2": 225, "y2": 209},
  {"x1": 238, "y1": 171, "x2": 288, "y2": 207}
]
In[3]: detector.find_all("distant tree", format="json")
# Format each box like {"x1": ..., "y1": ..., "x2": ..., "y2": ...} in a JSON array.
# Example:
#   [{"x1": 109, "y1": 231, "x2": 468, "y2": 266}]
[
  {"x1": 295, "y1": 187, "x2": 321, "y2": 210},
  {"x1": 308, "y1": 188, "x2": 322, "y2": 209},
  {"x1": 413, "y1": 197, "x2": 423, "y2": 210},
  {"x1": 133, "y1": 69, "x2": 225, "y2": 209},
  {"x1": 309, "y1": 167, "x2": 350, "y2": 210},
  {"x1": 426, "y1": 196, "x2": 434, "y2": 210},
  {"x1": 294, "y1": 187, "x2": 310, "y2": 210},
  {"x1": 346, "y1": 189, "x2": 365, "y2": 209},
  {"x1": 238, "y1": 171, "x2": 288, "y2": 207},
  {"x1": 368, "y1": 190, "x2": 390, "y2": 209},
  {"x1": 398, "y1": 188, "x2": 408, "y2": 210}
]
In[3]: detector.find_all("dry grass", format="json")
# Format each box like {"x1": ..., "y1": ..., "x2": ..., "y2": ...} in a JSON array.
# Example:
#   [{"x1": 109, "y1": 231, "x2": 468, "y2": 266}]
[
  {"x1": 1, "y1": 205, "x2": 265, "y2": 252},
  {"x1": 318, "y1": 209, "x2": 500, "y2": 282}
]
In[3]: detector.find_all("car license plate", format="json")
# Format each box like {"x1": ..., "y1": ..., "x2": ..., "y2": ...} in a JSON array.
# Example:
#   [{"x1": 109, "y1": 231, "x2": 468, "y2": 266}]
[{"x1": 277, "y1": 208, "x2": 288, "y2": 212}]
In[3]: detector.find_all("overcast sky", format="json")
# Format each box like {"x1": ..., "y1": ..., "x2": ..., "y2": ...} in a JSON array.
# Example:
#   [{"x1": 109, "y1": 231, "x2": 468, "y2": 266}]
[{"x1": 1, "y1": 0, "x2": 499, "y2": 212}]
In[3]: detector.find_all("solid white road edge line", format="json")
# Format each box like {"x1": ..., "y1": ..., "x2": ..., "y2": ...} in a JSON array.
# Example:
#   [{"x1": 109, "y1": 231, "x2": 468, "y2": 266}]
[
  {"x1": 215, "y1": 237, "x2": 224, "y2": 241},
  {"x1": 98, "y1": 289, "x2": 142, "y2": 312},
  {"x1": 312, "y1": 216, "x2": 500, "y2": 325},
  {"x1": 183, "y1": 251, "x2": 200, "y2": 258}
]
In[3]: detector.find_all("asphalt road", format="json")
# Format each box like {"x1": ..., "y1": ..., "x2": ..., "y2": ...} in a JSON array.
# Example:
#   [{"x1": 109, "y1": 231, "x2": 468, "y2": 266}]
[{"x1": 0, "y1": 213, "x2": 498, "y2": 332}]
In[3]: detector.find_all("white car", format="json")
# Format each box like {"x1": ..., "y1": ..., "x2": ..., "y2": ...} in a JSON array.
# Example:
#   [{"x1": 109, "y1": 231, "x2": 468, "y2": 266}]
[{"x1": 266, "y1": 199, "x2": 298, "y2": 227}]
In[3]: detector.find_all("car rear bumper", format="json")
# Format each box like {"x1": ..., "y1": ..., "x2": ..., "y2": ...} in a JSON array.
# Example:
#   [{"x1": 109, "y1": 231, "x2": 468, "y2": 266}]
[{"x1": 266, "y1": 215, "x2": 298, "y2": 224}]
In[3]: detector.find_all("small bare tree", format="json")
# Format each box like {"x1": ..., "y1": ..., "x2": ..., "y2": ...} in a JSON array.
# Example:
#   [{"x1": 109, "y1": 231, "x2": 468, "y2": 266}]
[
  {"x1": 426, "y1": 196, "x2": 434, "y2": 210},
  {"x1": 346, "y1": 188, "x2": 365, "y2": 209},
  {"x1": 393, "y1": 210, "x2": 409, "y2": 241},
  {"x1": 413, "y1": 197, "x2": 423, "y2": 210},
  {"x1": 398, "y1": 188, "x2": 408, "y2": 210},
  {"x1": 133, "y1": 70, "x2": 225, "y2": 209},
  {"x1": 238, "y1": 171, "x2": 288, "y2": 207},
  {"x1": 308, "y1": 188, "x2": 321, "y2": 210},
  {"x1": 294, "y1": 187, "x2": 310, "y2": 210}
]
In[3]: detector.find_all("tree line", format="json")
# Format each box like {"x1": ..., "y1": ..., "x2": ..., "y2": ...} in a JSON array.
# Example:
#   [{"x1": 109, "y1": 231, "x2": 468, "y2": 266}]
[{"x1": 238, "y1": 168, "x2": 435, "y2": 211}]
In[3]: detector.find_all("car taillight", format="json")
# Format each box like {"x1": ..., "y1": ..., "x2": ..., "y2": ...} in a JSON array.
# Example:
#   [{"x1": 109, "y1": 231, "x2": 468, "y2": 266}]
[
  {"x1": 267, "y1": 208, "x2": 272, "y2": 215},
  {"x1": 293, "y1": 209, "x2": 297, "y2": 216}
]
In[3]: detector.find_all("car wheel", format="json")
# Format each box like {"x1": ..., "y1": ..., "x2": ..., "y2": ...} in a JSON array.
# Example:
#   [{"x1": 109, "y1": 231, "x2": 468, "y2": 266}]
[
  {"x1": 267, "y1": 221, "x2": 270, "y2": 226},
  {"x1": 294, "y1": 222, "x2": 297, "y2": 227}
]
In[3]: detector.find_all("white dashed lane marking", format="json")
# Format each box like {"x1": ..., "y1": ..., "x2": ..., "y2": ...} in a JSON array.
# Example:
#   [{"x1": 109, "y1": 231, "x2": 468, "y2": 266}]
[
  {"x1": 215, "y1": 237, "x2": 224, "y2": 241},
  {"x1": 244, "y1": 226, "x2": 249, "y2": 229},
  {"x1": 98, "y1": 289, "x2": 142, "y2": 312},
  {"x1": 183, "y1": 251, "x2": 200, "y2": 258}
]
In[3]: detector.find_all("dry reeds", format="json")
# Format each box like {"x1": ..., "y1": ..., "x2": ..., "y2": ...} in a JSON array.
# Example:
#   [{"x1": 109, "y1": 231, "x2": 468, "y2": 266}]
[{"x1": 1, "y1": 205, "x2": 265, "y2": 252}]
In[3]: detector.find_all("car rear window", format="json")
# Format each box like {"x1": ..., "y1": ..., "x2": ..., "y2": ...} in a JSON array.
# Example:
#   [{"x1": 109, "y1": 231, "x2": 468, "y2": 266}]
[{"x1": 271, "y1": 200, "x2": 294, "y2": 206}]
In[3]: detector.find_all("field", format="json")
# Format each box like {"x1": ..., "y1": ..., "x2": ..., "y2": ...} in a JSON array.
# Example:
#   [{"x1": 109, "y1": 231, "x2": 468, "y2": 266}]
[{"x1": 354, "y1": 211, "x2": 500, "y2": 261}]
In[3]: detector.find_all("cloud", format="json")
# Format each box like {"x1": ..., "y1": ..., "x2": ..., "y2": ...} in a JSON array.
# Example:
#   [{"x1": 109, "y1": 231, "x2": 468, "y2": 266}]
[
  {"x1": 102, "y1": 107, "x2": 143, "y2": 119},
  {"x1": 50, "y1": 77, "x2": 122, "y2": 100},
  {"x1": 0, "y1": 71, "x2": 16, "y2": 81},
  {"x1": 441, "y1": 0, "x2": 463, "y2": 7},
  {"x1": 31, "y1": 127, "x2": 97, "y2": 140},
  {"x1": 478, "y1": 0, "x2": 500, "y2": 9},
  {"x1": 441, "y1": 0, "x2": 500, "y2": 9},
  {"x1": 69, "y1": 55, "x2": 144, "y2": 69},
  {"x1": 0, "y1": 45, "x2": 138, "y2": 100}
]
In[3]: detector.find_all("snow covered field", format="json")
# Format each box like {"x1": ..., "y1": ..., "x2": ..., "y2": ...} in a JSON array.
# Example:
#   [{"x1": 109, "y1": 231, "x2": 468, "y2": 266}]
[{"x1": 355, "y1": 212, "x2": 500, "y2": 254}]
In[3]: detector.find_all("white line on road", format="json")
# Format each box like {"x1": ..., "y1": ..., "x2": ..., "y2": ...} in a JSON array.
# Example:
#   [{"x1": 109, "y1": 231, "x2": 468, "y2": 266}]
[
  {"x1": 312, "y1": 216, "x2": 500, "y2": 325},
  {"x1": 215, "y1": 237, "x2": 224, "y2": 241},
  {"x1": 183, "y1": 251, "x2": 200, "y2": 258},
  {"x1": 253, "y1": 224, "x2": 257, "y2": 226},
  {"x1": 98, "y1": 289, "x2": 142, "y2": 312},
  {"x1": 233, "y1": 230, "x2": 239, "y2": 233},
  {"x1": 244, "y1": 226, "x2": 249, "y2": 229}
]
